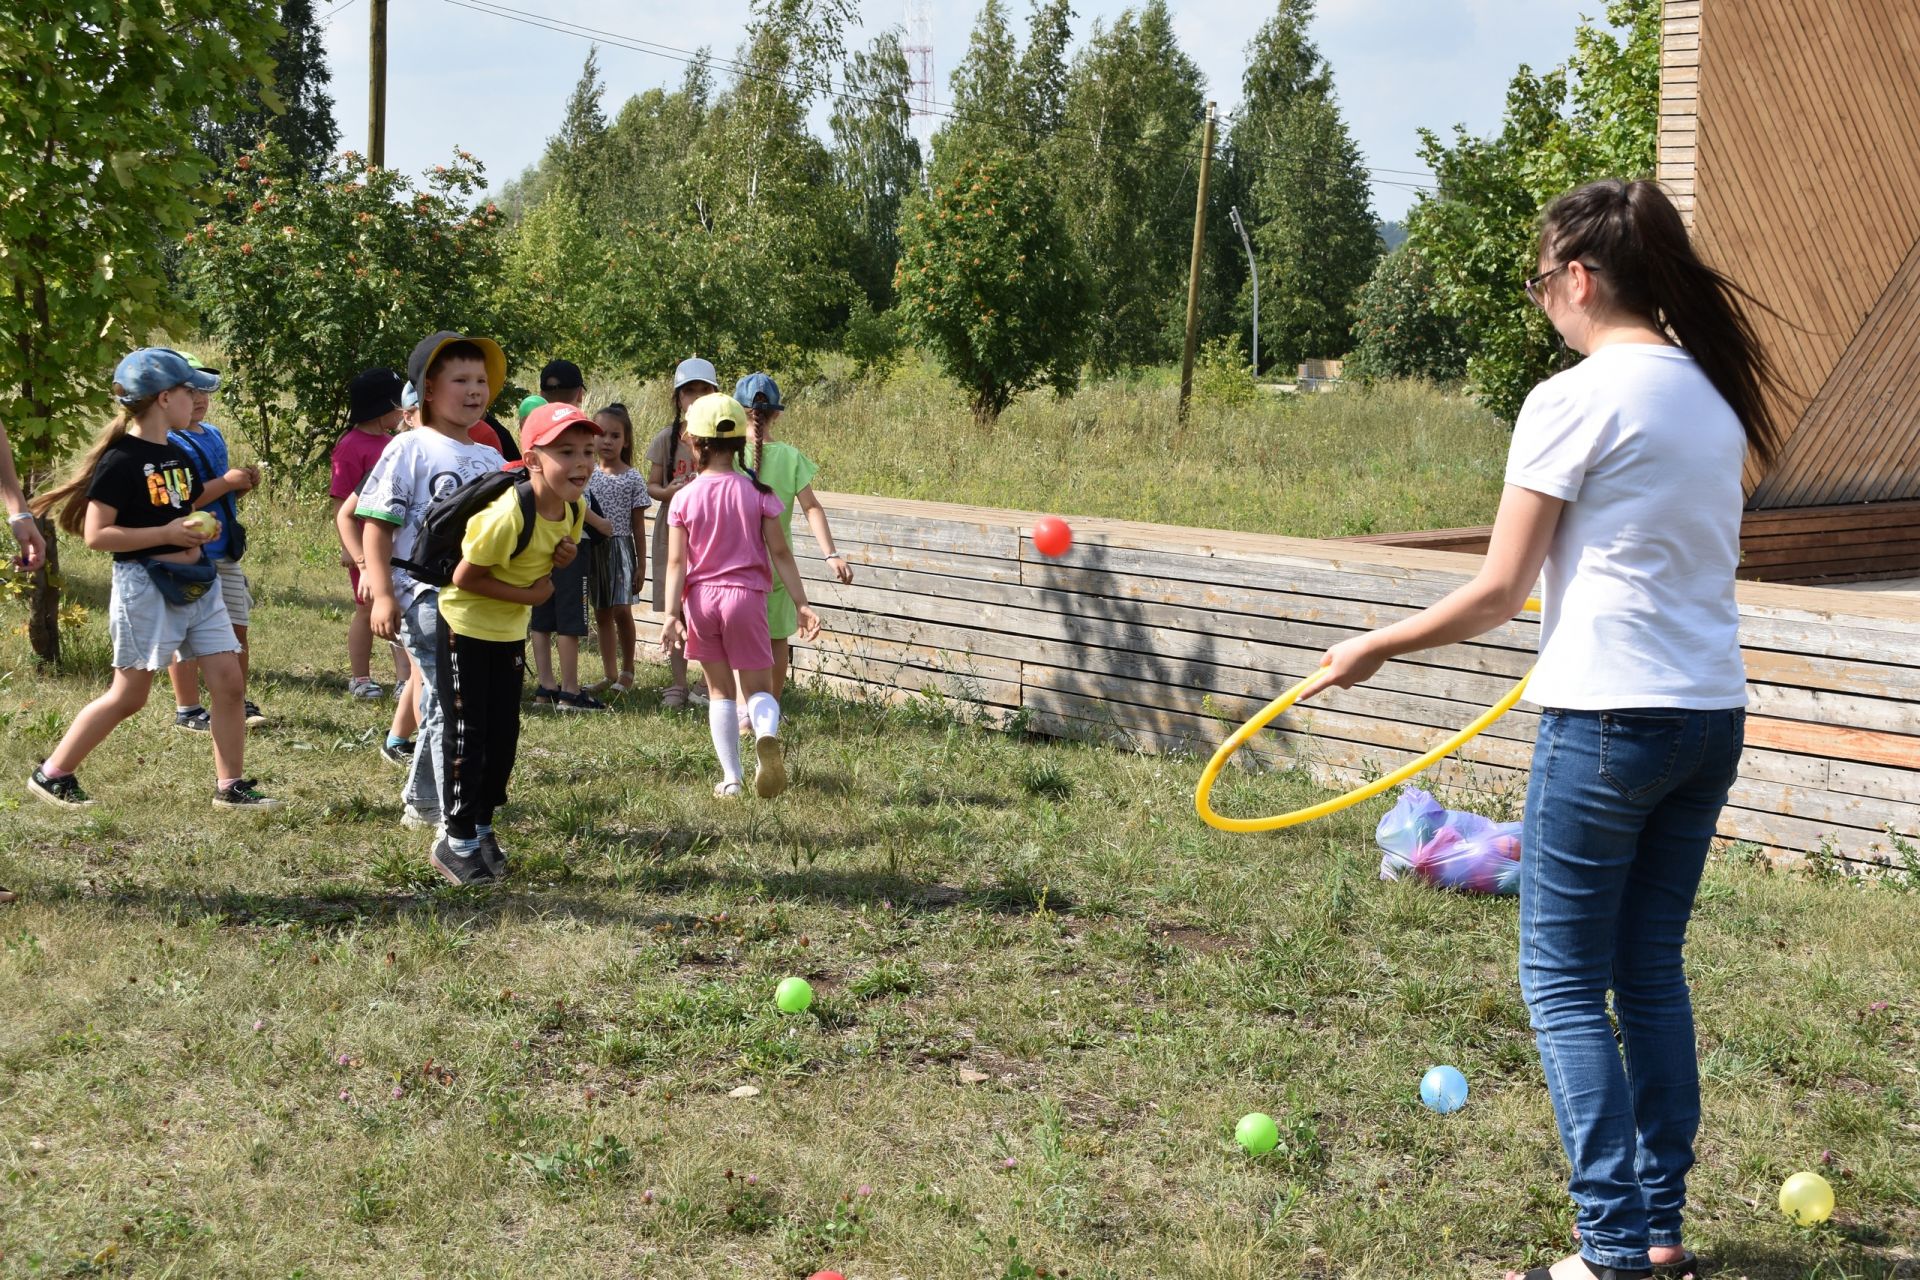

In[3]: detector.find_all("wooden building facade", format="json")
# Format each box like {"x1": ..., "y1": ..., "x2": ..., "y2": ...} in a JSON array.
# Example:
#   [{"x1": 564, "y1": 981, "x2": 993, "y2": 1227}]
[{"x1": 1656, "y1": 0, "x2": 1920, "y2": 582}]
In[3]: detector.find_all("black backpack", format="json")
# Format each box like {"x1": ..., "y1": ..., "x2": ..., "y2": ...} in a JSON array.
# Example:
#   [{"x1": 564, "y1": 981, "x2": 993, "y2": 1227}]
[{"x1": 392, "y1": 471, "x2": 578, "y2": 588}]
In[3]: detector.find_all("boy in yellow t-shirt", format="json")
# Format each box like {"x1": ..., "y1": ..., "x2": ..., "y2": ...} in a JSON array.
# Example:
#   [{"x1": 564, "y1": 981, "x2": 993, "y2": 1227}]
[{"x1": 430, "y1": 403, "x2": 597, "y2": 886}]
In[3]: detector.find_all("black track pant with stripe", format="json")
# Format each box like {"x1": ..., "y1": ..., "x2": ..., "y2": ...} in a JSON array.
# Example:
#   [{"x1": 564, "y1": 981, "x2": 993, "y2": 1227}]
[{"x1": 436, "y1": 625, "x2": 524, "y2": 839}]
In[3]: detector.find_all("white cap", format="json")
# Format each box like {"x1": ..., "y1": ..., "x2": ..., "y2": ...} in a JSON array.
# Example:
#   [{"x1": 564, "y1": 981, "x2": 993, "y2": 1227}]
[
  {"x1": 672, "y1": 357, "x2": 719, "y2": 391},
  {"x1": 401, "y1": 381, "x2": 419, "y2": 409}
]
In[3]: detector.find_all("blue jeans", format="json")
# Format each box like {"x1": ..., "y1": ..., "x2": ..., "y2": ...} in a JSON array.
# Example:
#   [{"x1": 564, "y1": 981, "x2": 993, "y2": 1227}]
[
  {"x1": 1520, "y1": 707, "x2": 1745, "y2": 1273},
  {"x1": 398, "y1": 591, "x2": 444, "y2": 821}
]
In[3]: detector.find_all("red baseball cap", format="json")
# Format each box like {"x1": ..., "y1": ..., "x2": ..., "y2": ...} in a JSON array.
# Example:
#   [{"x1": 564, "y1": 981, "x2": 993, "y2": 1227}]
[{"x1": 520, "y1": 401, "x2": 601, "y2": 450}]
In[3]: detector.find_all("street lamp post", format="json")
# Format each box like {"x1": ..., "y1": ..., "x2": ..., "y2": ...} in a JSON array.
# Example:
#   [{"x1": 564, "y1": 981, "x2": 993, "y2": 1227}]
[{"x1": 1228, "y1": 205, "x2": 1258, "y2": 376}]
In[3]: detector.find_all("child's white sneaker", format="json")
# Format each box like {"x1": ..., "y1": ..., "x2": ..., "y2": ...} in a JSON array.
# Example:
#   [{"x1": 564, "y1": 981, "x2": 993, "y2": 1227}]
[{"x1": 753, "y1": 736, "x2": 786, "y2": 799}]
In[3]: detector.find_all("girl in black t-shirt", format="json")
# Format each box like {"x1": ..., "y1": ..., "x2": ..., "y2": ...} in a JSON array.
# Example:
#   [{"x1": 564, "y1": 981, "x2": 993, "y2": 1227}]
[{"x1": 27, "y1": 348, "x2": 278, "y2": 811}]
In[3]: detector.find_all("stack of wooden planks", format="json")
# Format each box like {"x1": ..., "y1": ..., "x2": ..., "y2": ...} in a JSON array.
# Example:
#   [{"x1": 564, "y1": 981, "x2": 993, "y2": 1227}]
[
  {"x1": 646, "y1": 493, "x2": 1920, "y2": 865},
  {"x1": 1344, "y1": 499, "x2": 1920, "y2": 586}
]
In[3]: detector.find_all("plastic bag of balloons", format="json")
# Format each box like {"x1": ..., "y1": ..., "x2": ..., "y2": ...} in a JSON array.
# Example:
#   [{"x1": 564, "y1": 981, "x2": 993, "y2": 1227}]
[{"x1": 1376, "y1": 786, "x2": 1523, "y2": 896}]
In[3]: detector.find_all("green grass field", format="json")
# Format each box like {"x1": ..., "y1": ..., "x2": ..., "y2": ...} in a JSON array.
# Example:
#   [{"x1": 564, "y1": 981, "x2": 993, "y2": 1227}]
[
  {"x1": 1, "y1": 488, "x2": 1915, "y2": 1278},
  {"x1": 588, "y1": 363, "x2": 1512, "y2": 540}
]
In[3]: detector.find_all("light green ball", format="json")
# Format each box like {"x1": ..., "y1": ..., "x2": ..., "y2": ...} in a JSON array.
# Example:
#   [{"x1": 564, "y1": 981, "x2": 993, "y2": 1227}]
[
  {"x1": 775, "y1": 976, "x2": 813, "y2": 1014},
  {"x1": 518, "y1": 394, "x2": 547, "y2": 420},
  {"x1": 1235, "y1": 1112, "x2": 1279, "y2": 1156}
]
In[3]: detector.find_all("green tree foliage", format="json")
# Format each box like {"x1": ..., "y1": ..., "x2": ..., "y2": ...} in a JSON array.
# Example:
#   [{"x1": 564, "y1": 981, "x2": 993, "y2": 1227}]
[
  {"x1": 185, "y1": 139, "x2": 520, "y2": 476},
  {"x1": 506, "y1": 3, "x2": 860, "y2": 380},
  {"x1": 1345, "y1": 247, "x2": 1468, "y2": 384},
  {"x1": 1405, "y1": 0, "x2": 1659, "y2": 421},
  {"x1": 0, "y1": 0, "x2": 284, "y2": 663},
  {"x1": 1053, "y1": 1, "x2": 1206, "y2": 373},
  {"x1": 831, "y1": 31, "x2": 922, "y2": 308},
  {"x1": 930, "y1": 0, "x2": 1023, "y2": 180},
  {"x1": 1226, "y1": 1, "x2": 1380, "y2": 371},
  {"x1": 1016, "y1": 0, "x2": 1076, "y2": 138},
  {"x1": 895, "y1": 150, "x2": 1091, "y2": 421},
  {"x1": 194, "y1": 0, "x2": 339, "y2": 176}
]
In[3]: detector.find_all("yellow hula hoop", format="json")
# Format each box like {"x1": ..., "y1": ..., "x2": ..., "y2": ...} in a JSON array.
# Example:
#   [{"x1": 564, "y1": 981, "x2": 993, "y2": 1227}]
[{"x1": 1193, "y1": 600, "x2": 1540, "y2": 834}]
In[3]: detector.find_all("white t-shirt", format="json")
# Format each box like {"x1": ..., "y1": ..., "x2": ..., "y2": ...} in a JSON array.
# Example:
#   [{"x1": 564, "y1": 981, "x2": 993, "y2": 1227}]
[
  {"x1": 1505, "y1": 343, "x2": 1748, "y2": 711},
  {"x1": 353, "y1": 428, "x2": 502, "y2": 608}
]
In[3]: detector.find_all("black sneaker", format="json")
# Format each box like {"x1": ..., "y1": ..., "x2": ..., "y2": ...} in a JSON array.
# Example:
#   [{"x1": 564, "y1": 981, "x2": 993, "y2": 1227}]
[
  {"x1": 531, "y1": 686, "x2": 558, "y2": 707},
  {"x1": 430, "y1": 835, "x2": 496, "y2": 887},
  {"x1": 477, "y1": 831, "x2": 507, "y2": 879},
  {"x1": 174, "y1": 706, "x2": 212, "y2": 733},
  {"x1": 213, "y1": 778, "x2": 281, "y2": 809},
  {"x1": 244, "y1": 700, "x2": 268, "y2": 727},
  {"x1": 380, "y1": 739, "x2": 415, "y2": 768},
  {"x1": 29, "y1": 767, "x2": 93, "y2": 809},
  {"x1": 556, "y1": 690, "x2": 607, "y2": 713}
]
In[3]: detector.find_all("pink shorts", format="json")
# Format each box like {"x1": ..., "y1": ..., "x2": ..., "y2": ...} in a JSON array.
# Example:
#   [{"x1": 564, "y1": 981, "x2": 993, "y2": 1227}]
[{"x1": 684, "y1": 583, "x2": 773, "y2": 671}]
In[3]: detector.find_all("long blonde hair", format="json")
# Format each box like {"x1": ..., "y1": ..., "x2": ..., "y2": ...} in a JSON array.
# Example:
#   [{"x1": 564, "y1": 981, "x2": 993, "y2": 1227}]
[{"x1": 31, "y1": 393, "x2": 155, "y2": 535}]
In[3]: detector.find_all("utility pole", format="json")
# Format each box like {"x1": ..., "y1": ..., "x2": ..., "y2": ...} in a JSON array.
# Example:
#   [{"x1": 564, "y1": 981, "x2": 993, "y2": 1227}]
[
  {"x1": 1177, "y1": 102, "x2": 1218, "y2": 423},
  {"x1": 1228, "y1": 205, "x2": 1258, "y2": 377},
  {"x1": 369, "y1": 0, "x2": 389, "y2": 168}
]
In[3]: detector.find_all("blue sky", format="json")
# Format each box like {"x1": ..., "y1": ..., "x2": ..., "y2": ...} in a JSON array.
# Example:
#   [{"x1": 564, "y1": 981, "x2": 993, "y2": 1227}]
[{"x1": 317, "y1": 0, "x2": 1606, "y2": 222}]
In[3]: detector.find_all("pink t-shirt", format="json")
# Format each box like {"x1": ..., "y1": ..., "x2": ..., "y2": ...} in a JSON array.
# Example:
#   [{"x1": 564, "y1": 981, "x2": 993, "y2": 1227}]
[
  {"x1": 667, "y1": 469, "x2": 785, "y2": 591},
  {"x1": 329, "y1": 427, "x2": 393, "y2": 500}
]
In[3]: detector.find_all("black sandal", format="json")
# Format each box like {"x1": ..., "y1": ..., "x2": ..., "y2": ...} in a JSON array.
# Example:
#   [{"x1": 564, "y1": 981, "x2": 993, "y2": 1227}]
[{"x1": 1521, "y1": 1264, "x2": 1653, "y2": 1280}]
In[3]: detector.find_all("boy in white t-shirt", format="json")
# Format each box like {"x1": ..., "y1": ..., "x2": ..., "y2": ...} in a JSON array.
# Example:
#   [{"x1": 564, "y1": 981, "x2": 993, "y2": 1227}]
[{"x1": 352, "y1": 331, "x2": 508, "y2": 829}]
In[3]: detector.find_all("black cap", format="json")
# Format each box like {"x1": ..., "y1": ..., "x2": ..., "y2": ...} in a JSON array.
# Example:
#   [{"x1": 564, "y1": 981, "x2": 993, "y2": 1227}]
[
  {"x1": 347, "y1": 367, "x2": 406, "y2": 424},
  {"x1": 540, "y1": 359, "x2": 585, "y2": 394}
]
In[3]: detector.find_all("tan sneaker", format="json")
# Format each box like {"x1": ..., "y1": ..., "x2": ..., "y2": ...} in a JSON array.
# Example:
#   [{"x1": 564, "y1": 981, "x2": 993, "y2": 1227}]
[{"x1": 753, "y1": 736, "x2": 787, "y2": 799}]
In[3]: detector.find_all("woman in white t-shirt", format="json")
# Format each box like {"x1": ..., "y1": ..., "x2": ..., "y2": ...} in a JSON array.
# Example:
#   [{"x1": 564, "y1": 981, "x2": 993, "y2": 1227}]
[{"x1": 1308, "y1": 180, "x2": 1781, "y2": 1280}]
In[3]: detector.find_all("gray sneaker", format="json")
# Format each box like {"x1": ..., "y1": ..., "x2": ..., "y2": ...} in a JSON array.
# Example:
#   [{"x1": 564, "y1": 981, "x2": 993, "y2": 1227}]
[
  {"x1": 477, "y1": 831, "x2": 507, "y2": 879},
  {"x1": 401, "y1": 805, "x2": 437, "y2": 829},
  {"x1": 174, "y1": 706, "x2": 212, "y2": 733},
  {"x1": 430, "y1": 835, "x2": 496, "y2": 887}
]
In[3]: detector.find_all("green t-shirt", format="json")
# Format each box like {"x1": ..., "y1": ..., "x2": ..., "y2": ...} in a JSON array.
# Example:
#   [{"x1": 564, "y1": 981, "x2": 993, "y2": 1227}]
[{"x1": 754, "y1": 441, "x2": 818, "y2": 597}]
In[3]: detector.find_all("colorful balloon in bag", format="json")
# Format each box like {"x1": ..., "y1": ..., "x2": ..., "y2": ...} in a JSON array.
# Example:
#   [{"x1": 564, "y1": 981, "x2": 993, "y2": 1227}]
[{"x1": 1377, "y1": 786, "x2": 1522, "y2": 896}]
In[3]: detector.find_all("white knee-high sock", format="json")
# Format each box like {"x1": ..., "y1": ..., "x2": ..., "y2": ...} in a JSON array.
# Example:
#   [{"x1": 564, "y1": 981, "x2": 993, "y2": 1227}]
[
  {"x1": 747, "y1": 690, "x2": 781, "y2": 740},
  {"x1": 709, "y1": 699, "x2": 743, "y2": 783}
]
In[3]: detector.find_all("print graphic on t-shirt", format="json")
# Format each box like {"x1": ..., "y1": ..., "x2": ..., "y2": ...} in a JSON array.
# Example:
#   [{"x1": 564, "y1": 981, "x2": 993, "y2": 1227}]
[
  {"x1": 144, "y1": 461, "x2": 194, "y2": 511},
  {"x1": 428, "y1": 470, "x2": 464, "y2": 500}
]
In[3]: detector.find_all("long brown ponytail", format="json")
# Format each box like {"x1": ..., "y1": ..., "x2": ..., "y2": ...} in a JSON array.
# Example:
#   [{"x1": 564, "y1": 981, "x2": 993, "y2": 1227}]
[
  {"x1": 30, "y1": 397, "x2": 151, "y2": 535},
  {"x1": 1540, "y1": 179, "x2": 1783, "y2": 463}
]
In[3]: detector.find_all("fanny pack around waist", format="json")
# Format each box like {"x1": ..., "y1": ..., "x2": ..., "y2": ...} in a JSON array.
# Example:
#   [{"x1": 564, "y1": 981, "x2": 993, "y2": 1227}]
[{"x1": 144, "y1": 553, "x2": 218, "y2": 606}]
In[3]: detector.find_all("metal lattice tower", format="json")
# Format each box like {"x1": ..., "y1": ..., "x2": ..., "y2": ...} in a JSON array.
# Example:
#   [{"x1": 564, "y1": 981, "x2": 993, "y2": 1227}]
[{"x1": 903, "y1": 0, "x2": 935, "y2": 152}]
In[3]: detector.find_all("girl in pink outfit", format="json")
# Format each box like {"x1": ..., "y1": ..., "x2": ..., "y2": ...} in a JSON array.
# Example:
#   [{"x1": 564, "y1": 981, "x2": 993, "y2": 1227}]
[{"x1": 658, "y1": 393, "x2": 820, "y2": 799}]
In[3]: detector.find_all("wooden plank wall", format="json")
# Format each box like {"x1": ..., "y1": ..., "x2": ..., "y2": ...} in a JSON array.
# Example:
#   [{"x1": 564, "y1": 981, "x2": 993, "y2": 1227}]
[
  {"x1": 649, "y1": 494, "x2": 1920, "y2": 866},
  {"x1": 1673, "y1": 0, "x2": 1920, "y2": 506},
  {"x1": 1345, "y1": 499, "x2": 1920, "y2": 586},
  {"x1": 1657, "y1": 0, "x2": 1699, "y2": 224}
]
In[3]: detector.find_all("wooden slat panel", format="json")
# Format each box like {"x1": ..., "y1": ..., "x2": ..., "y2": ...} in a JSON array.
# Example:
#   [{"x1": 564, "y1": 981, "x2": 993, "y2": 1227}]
[
  {"x1": 754, "y1": 494, "x2": 1920, "y2": 861},
  {"x1": 1691, "y1": 0, "x2": 1920, "y2": 502},
  {"x1": 1750, "y1": 228, "x2": 1920, "y2": 507}
]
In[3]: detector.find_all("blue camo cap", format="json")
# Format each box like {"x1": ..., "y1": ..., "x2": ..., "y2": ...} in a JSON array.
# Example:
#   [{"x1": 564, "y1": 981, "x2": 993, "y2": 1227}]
[
  {"x1": 113, "y1": 347, "x2": 217, "y2": 404},
  {"x1": 734, "y1": 372, "x2": 781, "y2": 411}
]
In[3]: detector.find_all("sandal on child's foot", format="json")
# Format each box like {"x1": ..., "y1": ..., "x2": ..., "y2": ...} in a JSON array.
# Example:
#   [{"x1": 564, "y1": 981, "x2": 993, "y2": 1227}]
[
  {"x1": 714, "y1": 780, "x2": 743, "y2": 799},
  {"x1": 662, "y1": 685, "x2": 688, "y2": 709}
]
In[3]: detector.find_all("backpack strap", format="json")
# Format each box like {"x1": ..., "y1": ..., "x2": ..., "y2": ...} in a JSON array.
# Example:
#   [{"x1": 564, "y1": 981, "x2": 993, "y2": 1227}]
[
  {"x1": 505, "y1": 486, "x2": 583, "y2": 563},
  {"x1": 510, "y1": 479, "x2": 539, "y2": 561}
]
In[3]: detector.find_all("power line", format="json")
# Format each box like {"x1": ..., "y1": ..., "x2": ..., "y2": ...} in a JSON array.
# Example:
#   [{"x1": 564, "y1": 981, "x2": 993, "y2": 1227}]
[
  {"x1": 438, "y1": 0, "x2": 1436, "y2": 194},
  {"x1": 320, "y1": 0, "x2": 362, "y2": 26}
]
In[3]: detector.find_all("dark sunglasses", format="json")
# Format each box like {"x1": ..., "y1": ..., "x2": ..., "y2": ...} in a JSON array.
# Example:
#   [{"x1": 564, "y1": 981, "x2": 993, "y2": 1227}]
[{"x1": 1525, "y1": 261, "x2": 1600, "y2": 307}]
